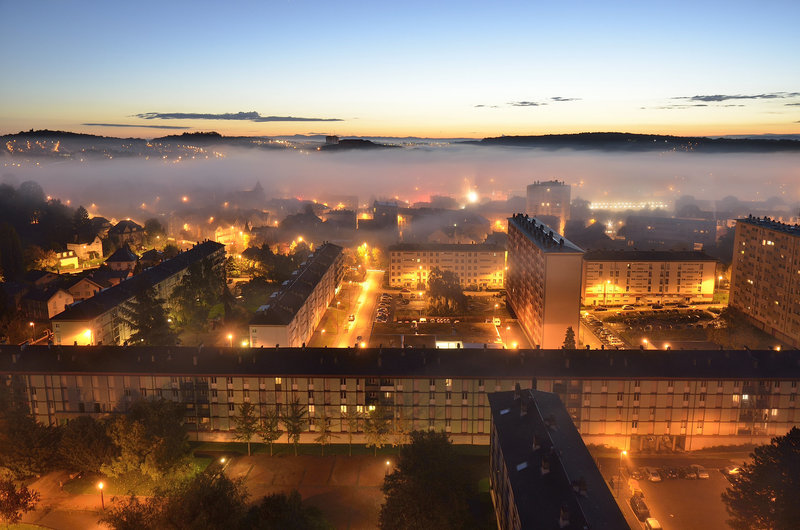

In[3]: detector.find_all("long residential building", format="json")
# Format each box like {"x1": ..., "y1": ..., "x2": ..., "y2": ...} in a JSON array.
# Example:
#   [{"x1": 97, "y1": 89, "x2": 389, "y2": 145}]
[
  {"x1": 489, "y1": 389, "x2": 628, "y2": 530},
  {"x1": 388, "y1": 243, "x2": 505, "y2": 290},
  {"x1": 3, "y1": 345, "x2": 798, "y2": 451},
  {"x1": 730, "y1": 216, "x2": 800, "y2": 348},
  {"x1": 51, "y1": 241, "x2": 225, "y2": 346},
  {"x1": 249, "y1": 243, "x2": 343, "y2": 348},
  {"x1": 507, "y1": 214, "x2": 584, "y2": 349},
  {"x1": 582, "y1": 250, "x2": 718, "y2": 306}
]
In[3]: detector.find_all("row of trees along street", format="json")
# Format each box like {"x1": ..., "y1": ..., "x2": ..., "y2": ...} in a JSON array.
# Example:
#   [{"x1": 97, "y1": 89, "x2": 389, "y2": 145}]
[{"x1": 232, "y1": 402, "x2": 399, "y2": 457}]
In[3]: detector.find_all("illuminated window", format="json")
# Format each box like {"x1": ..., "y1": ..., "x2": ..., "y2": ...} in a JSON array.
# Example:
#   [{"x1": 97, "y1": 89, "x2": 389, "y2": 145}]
[
  {"x1": 340, "y1": 405, "x2": 347, "y2": 413},
  {"x1": 275, "y1": 377, "x2": 282, "y2": 385}
]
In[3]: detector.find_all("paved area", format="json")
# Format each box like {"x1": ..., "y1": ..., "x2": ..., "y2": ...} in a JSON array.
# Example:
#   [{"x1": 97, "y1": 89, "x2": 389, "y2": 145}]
[
  {"x1": 596, "y1": 452, "x2": 747, "y2": 529},
  {"x1": 226, "y1": 454, "x2": 387, "y2": 529},
  {"x1": 21, "y1": 471, "x2": 105, "y2": 529}
]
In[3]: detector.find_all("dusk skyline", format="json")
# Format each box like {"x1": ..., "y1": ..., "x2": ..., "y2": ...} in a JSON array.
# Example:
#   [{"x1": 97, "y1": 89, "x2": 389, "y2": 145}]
[{"x1": 2, "y1": 0, "x2": 799, "y2": 138}]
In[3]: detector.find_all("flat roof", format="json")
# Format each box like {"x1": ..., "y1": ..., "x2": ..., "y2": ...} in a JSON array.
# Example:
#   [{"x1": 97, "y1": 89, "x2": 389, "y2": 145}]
[
  {"x1": 2, "y1": 346, "x2": 798, "y2": 380},
  {"x1": 508, "y1": 214, "x2": 583, "y2": 253},
  {"x1": 489, "y1": 390, "x2": 628, "y2": 529},
  {"x1": 737, "y1": 216, "x2": 800, "y2": 236},
  {"x1": 583, "y1": 250, "x2": 717, "y2": 262},
  {"x1": 52, "y1": 241, "x2": 224, "y2": 322}
]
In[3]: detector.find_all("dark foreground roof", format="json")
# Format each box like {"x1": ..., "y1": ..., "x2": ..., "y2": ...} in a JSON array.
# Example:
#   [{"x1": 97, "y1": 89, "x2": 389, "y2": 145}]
[
  {"x1": 583, "y1": 250, "x2": 717, "y2": 262},
  {"x1": 509, "y1": 214, "x2": 583, "y2": 253},
  {"x1": 52, "y1": 241, "x2": 223, "y2": 322},
  {"x1": 250, "y1": 243, "x2": 342, "y2": 326},
  {"x1": 489, "y1": 390, "x2": 628, "y2": 529},
  {"x1": 2, "y1": 345, "x2": 799, "y2": 380}
]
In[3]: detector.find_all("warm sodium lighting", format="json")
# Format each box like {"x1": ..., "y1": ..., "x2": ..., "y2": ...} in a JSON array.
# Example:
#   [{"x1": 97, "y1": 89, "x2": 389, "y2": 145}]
[{"x1": 97, "y1": 482, "x2": 104, "y2": 490}]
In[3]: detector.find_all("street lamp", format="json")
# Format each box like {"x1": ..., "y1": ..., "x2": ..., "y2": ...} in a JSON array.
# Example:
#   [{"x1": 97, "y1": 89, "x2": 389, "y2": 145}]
[
  {"x1": 97, "y1": 481, "x2": 105, "y2": 510},
  {"x1": 603, "y1": 280, "x2": 611, "y2": 306},
  {"x1": 385, "y1": 460, "x2": 391, "y2": 476},
  {"x1": 227, "y1": 334, "x2": 233, "y2": 348},
  {"x1": 617, "y1": 450, "x2": 628, "y2": 497},
  {"x1": 716, "y1": 275, "x2": 724, "y2": 291},
  {"x1": 29, "y1": 321, "x2": 35, "y2": 341}
]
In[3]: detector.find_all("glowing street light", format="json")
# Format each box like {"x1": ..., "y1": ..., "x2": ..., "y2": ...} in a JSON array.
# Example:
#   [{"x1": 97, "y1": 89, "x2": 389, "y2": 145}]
[
  {"x1": 97, "y1": 481, "x2": 105, "y2": 510},
  {"x1": 29, "y1": 321, "x2": 34, "y2": 341},
  {"x1": 227, "y1": 334, "x2": 233, "y2": 348},
  {"x1": 385, "y1": 460, "x2": 391, "y2": 476}
]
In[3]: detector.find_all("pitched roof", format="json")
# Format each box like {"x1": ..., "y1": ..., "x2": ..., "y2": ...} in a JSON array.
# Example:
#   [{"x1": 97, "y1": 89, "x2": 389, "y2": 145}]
[
  {"x1": 250, "y1": 243, "x2": 342, "y2": 326},
  {"x1": 53, "y1": 241, "x2": 224, "y2": 322},
  {"x1": 106, "y1": 245, "x2": 138, "y2": 263},
  {"x1": 108, "y1": 220, "x2": 143, "y2": 234},
  {"x1": 488, "y1": 390, "x2": 628, "y2": 529}
]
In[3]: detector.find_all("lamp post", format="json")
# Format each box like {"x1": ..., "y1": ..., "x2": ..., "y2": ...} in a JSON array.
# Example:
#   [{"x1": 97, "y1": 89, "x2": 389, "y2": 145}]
[
  {"x1": 617, "y1": 450, "x2": 627, "y2": 497},
  {"x1": 603, "y1": 280, "x2": 611, "y2": 306},
  {"x1": 716, "y1": 275, "x2": 723, "y2": 291},
  {"x1": 29, "y1": 321, "x2": 35, "y2": 341},
  {"x1": 385, "y1": 460, "x2": 391, "y2": 476},
  {"x1": 97, "y1": 481, "x2": 105, "y2": 510},
  {"x1": 227, "y1": 333, "x2": 233, "y2": 348}
]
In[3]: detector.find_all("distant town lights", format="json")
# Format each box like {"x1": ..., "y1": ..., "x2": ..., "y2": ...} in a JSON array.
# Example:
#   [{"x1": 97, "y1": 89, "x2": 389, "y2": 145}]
[{"x1": 467, "y1": 190, "x2": 479, "y2": 203}]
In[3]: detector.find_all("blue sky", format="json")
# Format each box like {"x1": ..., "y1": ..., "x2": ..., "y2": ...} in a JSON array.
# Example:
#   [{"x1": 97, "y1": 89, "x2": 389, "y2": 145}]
[{"x1": 1, "y1": 0, "x2": 798, "y2": 137}]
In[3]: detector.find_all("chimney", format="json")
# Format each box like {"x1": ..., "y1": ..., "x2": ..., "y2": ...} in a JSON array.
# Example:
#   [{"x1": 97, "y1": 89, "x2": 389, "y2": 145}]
[
  {"x1": 558, "y1": 505, "x2": 570, "y2": 528},
  {"x1": 192, "y1": 356, "x2": 198, "y2": 366},
  {"x1": 540, "y1": 456, "x2": 550, "y2": 475},
  {"x1": 514, "y1": 383, "x2": 522, "y2": 401},
  {"x1": 533, "y1": 434, "x2": 541, "y2": 451}
]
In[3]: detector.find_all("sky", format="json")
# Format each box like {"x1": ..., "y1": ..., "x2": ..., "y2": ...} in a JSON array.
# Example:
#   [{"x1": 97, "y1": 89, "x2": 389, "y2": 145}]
[{"x1": 1, "y1": 0, "x2": 799, "y2": 138}]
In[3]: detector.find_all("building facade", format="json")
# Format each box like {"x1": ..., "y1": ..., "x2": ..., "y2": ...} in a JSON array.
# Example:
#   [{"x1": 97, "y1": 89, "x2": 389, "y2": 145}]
[
  {"x1": 388, "y1": 243, "x2": 505, "y2": 290},
  {"x1": 2, "y1": 346, "x2": 798, "y2": 452},
  {"x1": 582, "y1": 250, "x2": 717, "y2": 306},
  {"x1": 730, "y1": 216, "x2": 800, "y2": 348},
  {"x1": 51, "y1": 241, "x2": 225, "y2": 346},
  {"x1": 506, "y1": 214, "x2": 584, "y2": 349},
  {"x1": 619, "y1": 216, "x2": 716, "y2": 250},
  {"x1": 249, "y1": 243, "x2": 343, "y2": 348},
  {"x1": 526, "y1": 180, "x2": 570, "y2": 234}
]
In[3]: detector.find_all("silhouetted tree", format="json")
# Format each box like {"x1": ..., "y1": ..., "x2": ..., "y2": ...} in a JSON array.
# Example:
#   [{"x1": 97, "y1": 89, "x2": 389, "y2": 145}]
[
  {"x1": 562, "y1": 326, "x2": 576, "y2": 349},
  {"x1": 0, "y1": 478, "x2": 40, "y2": 525},
  {"x1": 314, "y1": 415, "x2": 336, "y2": 456},
  {"x1": 118, "y1": 286, "x2": 178, "y2": 346},
  {"x1": 58, "y1": 415, "x2": 114, "y2": 473},
  {"x1": 721, "y1": 427, "x2": 800, "y2": 529},
  {"x1": 242, "y1": 490, "x2": 331, "y2": 529},
  {"x1": 0, "y1": 223, "x2": 25, "y2": 280},
  {"x1": 380, "y1": 431, "x2": 474, "y2": 530}
]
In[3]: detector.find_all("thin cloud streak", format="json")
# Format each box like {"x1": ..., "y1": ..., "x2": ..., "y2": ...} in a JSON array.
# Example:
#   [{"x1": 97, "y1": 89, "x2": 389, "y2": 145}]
[
  {"x1": 675, "y1": 92, "x2": 800, "y2": 102},
  {"x1": 134, "y1": 111, "x2": 343, "y2": 122},
  {"x1": 83, "y1": 123, "x2": 190, "y2": 129}
]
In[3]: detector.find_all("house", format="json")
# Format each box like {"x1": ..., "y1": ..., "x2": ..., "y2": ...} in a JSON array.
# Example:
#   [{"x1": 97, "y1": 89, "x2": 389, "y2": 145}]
[
  {"x1": 56, "y1": 250, "x2": 79, "y2": 270},
  {"x1": 67, "y1": 235, "x2": 103, "y2": 261},
  {"x1": 108, "y1": 220, "x2": 145, "y2": 248},
  {"x1": 22, "y1": 287, "x2": 74, "y2": 320},
  {"x1": 62, "y1": 276, "x2": 104, "y2": 302},
  {"x1": 23, "y1": 270, "x2": 60, "y2": 288},
  {"x1": 139, "y1": 249, "x2": 163, "y2": 268},
  {"x1": 105, "y1": 245, "x2": 138, "y2": 272}
]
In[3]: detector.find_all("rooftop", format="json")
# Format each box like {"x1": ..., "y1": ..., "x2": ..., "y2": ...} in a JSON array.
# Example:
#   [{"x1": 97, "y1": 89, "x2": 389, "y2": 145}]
[
  {"x1": 2, "y1": 345, "x2": 799, "y2": 381},
  {"x1": 388, "y1": 243, "x2": 503, "y2": 253},
  {"x1": 250, "y1": 243, "x2": 342, "y2": 326},
  {"x1": 527, "y1": 179, "x2": 568, "y2": 188},
  {"x1": 737, "y1": 215, "x2": 800, "y2": 236},
  {"x1": 509, "y1": 214, "x2": 584, "y2": 253},
  {"x1": 106, "y1": 245, "x2": 138, "y2": 263},
  {"x1": 52, "y1": 241, "x2": 224, "y2": 322},
  {"x1": 489, "y1": 389, "x2": 628, "y2": 529},
  {"x1": 583, "y1": 250, "x2": 717, "y2": 262}
]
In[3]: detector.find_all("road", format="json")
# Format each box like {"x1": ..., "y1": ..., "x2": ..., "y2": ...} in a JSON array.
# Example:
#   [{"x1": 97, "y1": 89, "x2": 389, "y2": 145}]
[{"x1": 337, "y1": 270, "x2": 384, "y2": 347}]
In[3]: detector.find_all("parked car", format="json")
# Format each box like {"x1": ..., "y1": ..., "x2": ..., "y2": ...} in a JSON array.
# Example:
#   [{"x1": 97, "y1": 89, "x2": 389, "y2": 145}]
[
  {"x1": 348, "y1": 314, "x2": 355, "y2": 322},
  {"x1": 594, "y1": 306, "x2": 608, "y2": 311},
  {"x1": 651, "y1": 304, "x2": 664, "y2": 310},
  {"x1": 621, "y1": 304, "x2": 636, "y2": 310},
  {"x1": 630, "y1": 495, "x2": 651, "y2": 521},
  {"x1": 647, "y1": 468, "x2": 662, "y2": 482},
  {"x1": 691, "y1": 464, "x2": 709, "y2": 479},
  {"x1": 644, "y1": 518, "x2": 663, "y2": 530},
  {"x1": 722, "y1": 464, "x2": 741, "y2": 476}
]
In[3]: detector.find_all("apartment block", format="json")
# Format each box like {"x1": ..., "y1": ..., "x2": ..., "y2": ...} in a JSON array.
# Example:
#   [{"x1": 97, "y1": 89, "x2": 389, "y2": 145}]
[
  {"x1": 388, "y1": 243, "x2": 505, "y2": 290},
  {"x1": 506, "y1": 214, "x2": 584, "y2": 349},
  {"x1": 489, "y1": 389, "x2": 626, "y2": 530},
  {"x1": 730, "y1": 216, "x2": 800, "y2": 347},
  {"x1": 51, "y1": 241, "x2": 225, "y2": 346},
  {"x1": 249, "y1": 243, "x2": 343, "y2": 348},
  {"x1": 526, "y1": 180, "x2": 570, "y2": 235},
  {"x1": 582, "y1": 250, "x2": 717, "y2": 306},
  {"x1": 5, "y1": 346, "x2": 796, "y2": 452}
]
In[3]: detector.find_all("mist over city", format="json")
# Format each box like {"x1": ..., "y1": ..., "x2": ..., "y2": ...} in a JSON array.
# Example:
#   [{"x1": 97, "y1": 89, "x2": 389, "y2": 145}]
[{"x1": 2, "y1": 1, "x2": 800, "y2": 529}]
